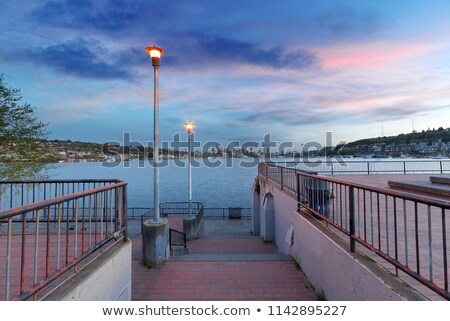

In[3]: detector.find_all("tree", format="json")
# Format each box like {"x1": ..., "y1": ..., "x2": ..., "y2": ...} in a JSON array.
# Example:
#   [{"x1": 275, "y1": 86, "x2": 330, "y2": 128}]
[{"x1": 0, "y1": 74, "x2": 53, "y2": 180}]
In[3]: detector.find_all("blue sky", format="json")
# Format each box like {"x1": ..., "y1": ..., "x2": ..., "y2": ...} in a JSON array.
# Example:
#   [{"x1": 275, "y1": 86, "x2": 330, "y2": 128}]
[{"x1": 1, "y1": 0, "x2": 449, "y2": 147}]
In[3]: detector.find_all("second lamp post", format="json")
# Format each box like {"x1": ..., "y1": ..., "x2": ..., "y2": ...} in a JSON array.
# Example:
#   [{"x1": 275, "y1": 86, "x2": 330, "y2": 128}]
[{"x1": 185, "y1": 122, "x2": 195, "y2": 216}]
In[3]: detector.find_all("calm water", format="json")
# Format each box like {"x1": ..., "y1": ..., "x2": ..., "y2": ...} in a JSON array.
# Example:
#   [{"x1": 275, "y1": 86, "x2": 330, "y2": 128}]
[
  {"x1": 46, "y1": 157, "x2": 448, "y2": 208},
  {"x1": 47, "y1": 159, "x2": 257, "y2": 208}
]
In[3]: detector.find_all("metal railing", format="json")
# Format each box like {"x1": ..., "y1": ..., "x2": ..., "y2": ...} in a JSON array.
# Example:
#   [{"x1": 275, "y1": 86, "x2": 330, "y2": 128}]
[
  {"x1": 139, "y1": 206, "x2": 252, "y2": 235},
  {"x1": 159, "y1": 202, "x2": 252, "y2": 220},
  {"x1": 139, "y1": 208, "x2": 154, "y2": 235},
  {"x1": 159, "y1": 202, "x2": 202, "y2": 216},
  {"x1": 202, "y1": 207, "x2": 252, "y2": 219},
  {"x1": 127, "y1": 208, "x2": 153, "y2": 219},
  {"x1": 259, "y1": 163, "x2": 449, "y2": 300},
  {"x1": 169, "y1": 228, "x2": 187, "y2": 251},
  {"x1": 0, "y1": 180, "x2": 120, "y2": 213},
  {"x1": 261, "y1": 163, "x2": 316, "y2": 193},
  {"x1": 0, "y1": 179, "x2": 128, "y2": 301},
  {"x1": 157, "y1": 202, "x2": 205, "y2": 237},
  {"x1": 267, "y1": 159, "x2": 450, "y2": 175},
  {"x1": 195, "y1": 205, "x2": 204, "y2": 227}
]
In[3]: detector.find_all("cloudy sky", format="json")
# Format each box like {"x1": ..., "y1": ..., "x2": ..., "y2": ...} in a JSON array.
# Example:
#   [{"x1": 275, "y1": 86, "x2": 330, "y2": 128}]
[{"x1": 1, "y1": 0, "x2": 449, "y2": 147}]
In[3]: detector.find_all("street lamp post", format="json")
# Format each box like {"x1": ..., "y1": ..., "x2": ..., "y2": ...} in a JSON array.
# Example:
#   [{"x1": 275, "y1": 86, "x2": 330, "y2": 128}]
[
  {"x1": 184, "y1": 122, "x2": 195, "y2": 216},
  {"x1": 145, "y1": 45, "x2": 164, "y2": 223}
]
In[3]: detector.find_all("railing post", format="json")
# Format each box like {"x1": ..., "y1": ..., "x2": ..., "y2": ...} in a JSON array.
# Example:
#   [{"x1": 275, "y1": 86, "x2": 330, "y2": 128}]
[
  {"x1": 122, "y1": 184, "x2": 128, "y2": 241},
  {"x1": 115, "y1": 188, "x2": 119, "y2": 231},
  {"x1": 349, "y1": 186, "x2": 356, "y2": 253},
  {"x1": 403, "y1": 161, "x2": 406, "y2": 174},
  {"x1": 367, "y1": 162, "x2": 370, "y2": 175},
  {"x1": 280, "y1": 166, "x2": 284, "y2": 190},
  {"x1": 440, "y1": 161, "x2": 443, "y2": 174},
  {"x1": 296, "y1": 173, "x2": 301, "y2": 210},
  {"x1": 442, "y1": 208, "x2": 448, "y2": 293}
]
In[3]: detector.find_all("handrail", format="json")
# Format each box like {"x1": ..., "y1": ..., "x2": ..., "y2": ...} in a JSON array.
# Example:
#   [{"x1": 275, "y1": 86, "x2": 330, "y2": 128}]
[
  {"x1": 0, "y1": 179, "x2": 120, "y2": 184},
  {"x1": 259, "y1": 162, "x2": 449, "y2": 300},
  {"x1": 0, "y1": 182, "x2": 127, "y2": 219},
  {"x1": 0, "y1": 179, "x2": 128, "y2": 301},
  {"x1": 259, "y1": 163, "x2": 450, "y2": 208},
  {"x1": 195, "y1": 204, "x2": 204, "y2": 227},
  {"x1": 169, "y1": 228, "x2": 186, "y2": 250}
]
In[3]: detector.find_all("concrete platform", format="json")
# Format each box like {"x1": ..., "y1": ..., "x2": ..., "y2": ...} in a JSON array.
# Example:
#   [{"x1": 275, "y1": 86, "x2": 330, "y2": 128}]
[
  {"x1": 388, "y1": 180, "x2": 450, "y2": 197},
  {"x1": 430, "y1": 175, "x2": 450, "y2": 185},
  {"x1": 334, "y1": 174, "x2": 450, "y2": 201}
]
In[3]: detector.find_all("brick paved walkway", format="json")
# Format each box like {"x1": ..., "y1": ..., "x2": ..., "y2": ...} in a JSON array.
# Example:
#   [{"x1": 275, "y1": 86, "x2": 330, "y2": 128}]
[{"x1": 131, "y1": 219, "x2": 317, "y2": 301}]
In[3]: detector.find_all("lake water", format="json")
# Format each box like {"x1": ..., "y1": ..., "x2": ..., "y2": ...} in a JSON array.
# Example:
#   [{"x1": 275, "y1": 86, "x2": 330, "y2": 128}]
[
  {"x1": 47, "y1": 158, "x2": 257, "y2": 208},
  {"x1": 46, "y1": 157, "x2": 449, "y2": 208}
]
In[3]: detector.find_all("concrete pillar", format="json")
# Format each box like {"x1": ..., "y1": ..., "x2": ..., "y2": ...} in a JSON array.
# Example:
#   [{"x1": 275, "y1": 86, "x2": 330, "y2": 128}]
[
  {"x1": 260, "y1": 193, "x2": 266, "y2": 239},
  {"x1": 183, "y1": 216, "x2": 197, "y2": 240},
  {"x1": 142, "y1": 218, "x2": 169, "y2": 267},
  {"x1": 262, "y1": 193, "x2": 275, "y2": 241},
  {"x1": 252, "y1": 185, "x2": 261, "y2": 236}
]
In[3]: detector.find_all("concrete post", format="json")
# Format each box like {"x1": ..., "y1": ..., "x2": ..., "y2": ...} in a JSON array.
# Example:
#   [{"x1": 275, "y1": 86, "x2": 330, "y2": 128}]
[
  {"x1": 183, "y1": 216, "x2": 197, "y2": 240},
  {"x1": 142, "y1": 218, "x2": 169, "y2": 267},
  {"x1": 252, "y1": 185, "x2": 261, "y2": 236}
]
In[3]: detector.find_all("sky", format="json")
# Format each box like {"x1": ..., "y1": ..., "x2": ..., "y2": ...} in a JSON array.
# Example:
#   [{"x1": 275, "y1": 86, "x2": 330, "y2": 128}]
[{"x1": 1, "y1": 0, "x2": 450, "y2": 148}]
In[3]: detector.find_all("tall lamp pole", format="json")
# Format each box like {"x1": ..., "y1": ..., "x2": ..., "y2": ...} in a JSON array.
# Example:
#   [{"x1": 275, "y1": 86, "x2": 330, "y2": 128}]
[
  {"x1": 184, "y1": 122, "x2": 195, "y2": 216},
  {"x1": 145, "y1": 45, "x2": 164, "y2": 223}
]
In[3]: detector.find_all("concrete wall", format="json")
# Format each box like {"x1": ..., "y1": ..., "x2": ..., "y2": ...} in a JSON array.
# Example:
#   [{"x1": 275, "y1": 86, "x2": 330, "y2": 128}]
[
  {"x1": 254, "y1": 177, "x2": 411, "y2": 301},
  {"x1": 45, "y1": 241, "x2": 132, "y2": 301}
]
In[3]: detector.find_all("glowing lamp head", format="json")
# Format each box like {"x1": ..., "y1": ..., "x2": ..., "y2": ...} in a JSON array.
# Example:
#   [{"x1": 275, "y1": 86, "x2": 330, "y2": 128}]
[
  {"x1": 184, "y1": 122, "x2": 195, "y2": 134},
  {"x1": 145, "y1": 45, "x2": 164, "y2": 67}
]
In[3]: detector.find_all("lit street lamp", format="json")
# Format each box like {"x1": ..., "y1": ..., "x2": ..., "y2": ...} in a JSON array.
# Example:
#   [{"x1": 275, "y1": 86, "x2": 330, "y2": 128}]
[
  {"x1": 184, "y1": 122, "x2": 195, "y2": 216},
  {"x1": 145, "y1": 45, "x2": 164, "y2": 223}
]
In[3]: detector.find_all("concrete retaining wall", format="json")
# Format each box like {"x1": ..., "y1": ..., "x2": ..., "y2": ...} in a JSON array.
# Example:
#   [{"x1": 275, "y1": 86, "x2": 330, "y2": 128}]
[
  {"x1": 45, "y1": 240, "x2": 132, "y2": 301},
  {"x1": 254, "y1": 177, "x2": 411, "y2": 301}
]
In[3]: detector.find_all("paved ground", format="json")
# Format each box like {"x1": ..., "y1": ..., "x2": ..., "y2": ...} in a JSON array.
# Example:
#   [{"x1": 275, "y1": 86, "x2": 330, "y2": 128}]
[{"x1": 130, "y1": 219, "x2": 317, "y2": 301}]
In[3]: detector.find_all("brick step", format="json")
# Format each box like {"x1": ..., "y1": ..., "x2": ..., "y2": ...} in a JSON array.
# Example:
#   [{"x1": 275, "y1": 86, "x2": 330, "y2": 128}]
[
  {"x1": 168, "y1": 252, "x2": 291, "y2": 262},
  {"x1": 170, "y1": 247, "x2": 189, "y2": 256}
]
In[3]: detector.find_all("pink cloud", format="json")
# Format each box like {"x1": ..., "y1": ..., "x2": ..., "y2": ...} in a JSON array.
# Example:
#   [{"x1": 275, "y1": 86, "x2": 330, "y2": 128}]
[{"x1": 319, "y1": 42, "x2": 438, "y2": 69}]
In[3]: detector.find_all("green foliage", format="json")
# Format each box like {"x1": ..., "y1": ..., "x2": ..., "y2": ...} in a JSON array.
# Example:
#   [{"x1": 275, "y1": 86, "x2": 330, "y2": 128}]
[
  {"x1": 346, "y1": 128, "x2": 450, "y2": 147},
  {"x1": 0, "y1": 74, "x2": 53, "y2": 180}
]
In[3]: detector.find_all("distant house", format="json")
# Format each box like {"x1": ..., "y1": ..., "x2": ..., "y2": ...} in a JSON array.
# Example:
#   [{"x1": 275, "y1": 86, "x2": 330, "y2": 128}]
[{"x1": 372, "y1": 143, "x2": 385, "y2": 152}]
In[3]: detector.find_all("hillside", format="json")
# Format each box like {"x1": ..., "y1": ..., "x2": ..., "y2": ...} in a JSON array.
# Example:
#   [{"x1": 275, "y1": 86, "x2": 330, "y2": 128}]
[{"x1": 346, "y1": 127, "x2": 450, "y2": 147}]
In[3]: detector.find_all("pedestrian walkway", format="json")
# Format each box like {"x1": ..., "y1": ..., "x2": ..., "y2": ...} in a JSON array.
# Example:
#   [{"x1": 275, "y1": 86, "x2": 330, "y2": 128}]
[{"x1": 131, "y1": 219, "x2": 317, "y2": 301}]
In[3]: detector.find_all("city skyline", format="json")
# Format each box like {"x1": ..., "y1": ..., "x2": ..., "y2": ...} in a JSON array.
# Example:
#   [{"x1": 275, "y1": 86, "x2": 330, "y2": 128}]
[{"x1": 1, "y1": 0, "x2": 449, "y2": 146}]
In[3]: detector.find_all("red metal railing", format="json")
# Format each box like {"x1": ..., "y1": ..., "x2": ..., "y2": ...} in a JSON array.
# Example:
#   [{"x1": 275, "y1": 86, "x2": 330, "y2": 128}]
[
  {"x1": 259, "y1": 163, "x2": 449, "y2": 300},
  {"x1": 0, "y1": 179, "x2": 127, "y2": 300}
]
